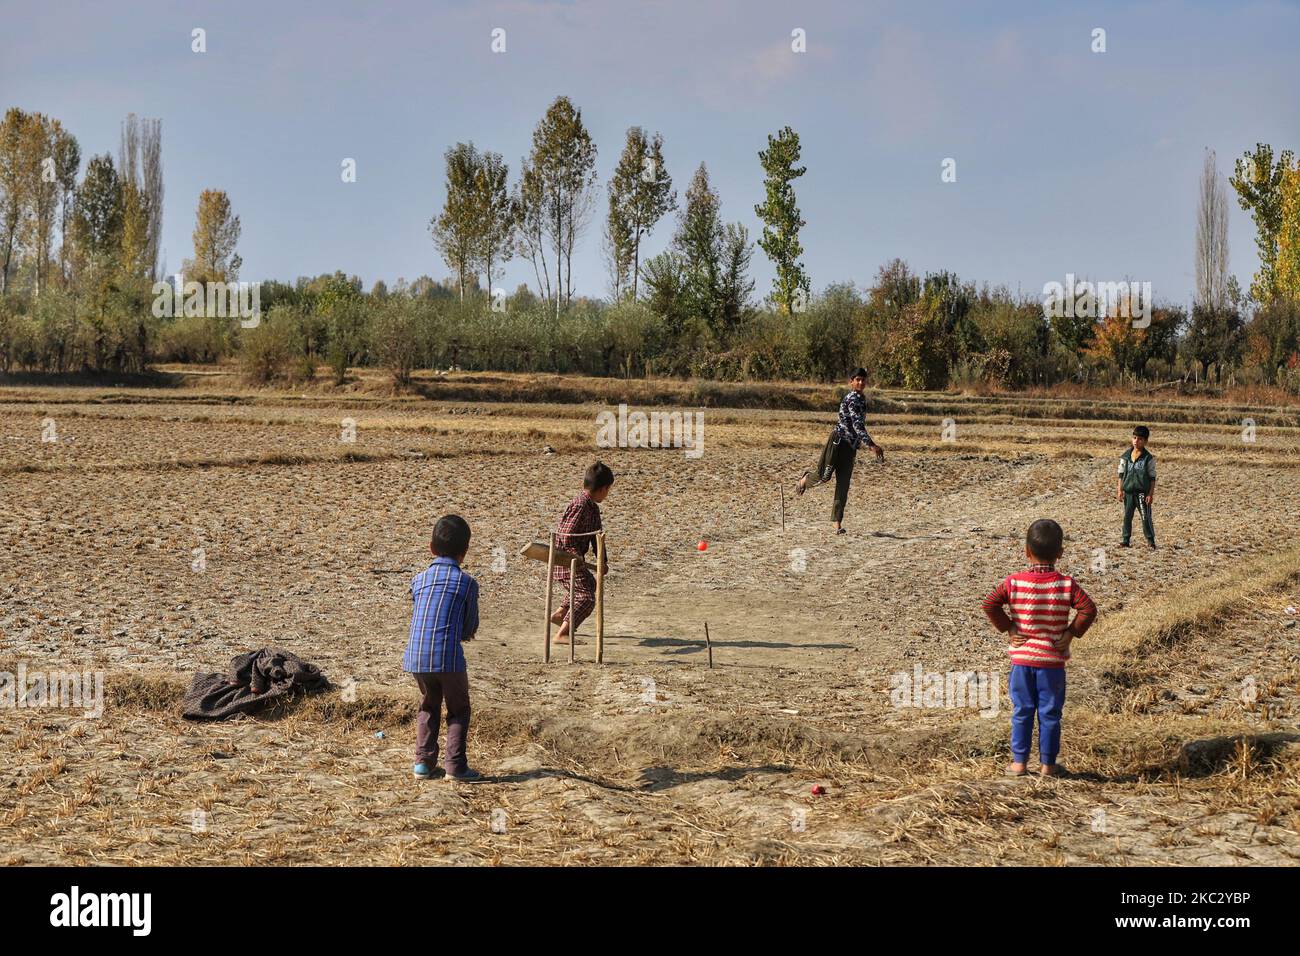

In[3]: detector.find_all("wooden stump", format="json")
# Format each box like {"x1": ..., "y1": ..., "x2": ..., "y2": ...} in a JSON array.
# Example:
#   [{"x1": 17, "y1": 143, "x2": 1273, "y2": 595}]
[
  {"x1": 543, "y1": 534, "x2": 555, "y2": 663},
  {"x1": 595, "y1": 531, "x2": 605, "y2": 664},
  {"x1": 567, "y1": 558, "x2": 578, "y2": 664}
]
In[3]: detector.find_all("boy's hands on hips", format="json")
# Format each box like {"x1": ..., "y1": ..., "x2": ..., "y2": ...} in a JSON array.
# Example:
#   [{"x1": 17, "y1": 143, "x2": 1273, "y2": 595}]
[
  {"x1": 1052, "y1": 631, "x2": 1073, "y2": 652},
  {"x1": 1007, "y1": 627, "x2": 1028, "y2": 646}
]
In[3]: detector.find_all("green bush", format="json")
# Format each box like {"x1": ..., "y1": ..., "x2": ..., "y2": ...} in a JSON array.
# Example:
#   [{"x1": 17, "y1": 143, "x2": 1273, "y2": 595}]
[
  {"x1": 156, "y1": 315, "x2": 229, "y2": 363},
  {"x1": 239, "y1": 308, "x2": 298, "y2": 384},
  {"x1": 371, "y1": 298, "x2": 428, "y2": 386}
]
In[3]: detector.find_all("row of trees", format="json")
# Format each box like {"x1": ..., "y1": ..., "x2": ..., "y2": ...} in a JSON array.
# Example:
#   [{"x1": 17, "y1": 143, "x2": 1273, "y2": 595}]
[
  {"x1": 0, "y1": 107, "x2": 248, "y2": 374},
  {"x1": 113, "y1": 257, "x2": 1291, "y2": 396},
  {"x1": 429, "y1": 98, "x2": 810, "y2": 322},
  {"x1": 1, "y1": 97, "x2": 1297, "y2": 394}
]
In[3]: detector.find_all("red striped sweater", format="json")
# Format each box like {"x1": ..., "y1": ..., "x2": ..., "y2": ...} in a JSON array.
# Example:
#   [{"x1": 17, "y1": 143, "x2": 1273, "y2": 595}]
[{"x1": 981, "y1": 564, "x2": 1096, "y2": 668}]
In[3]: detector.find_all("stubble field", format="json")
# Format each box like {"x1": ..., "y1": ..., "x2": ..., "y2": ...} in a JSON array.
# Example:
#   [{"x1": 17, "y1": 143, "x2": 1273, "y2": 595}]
[{"x1": 2, "y1": 369, "x2": 1299, "y2": 865}]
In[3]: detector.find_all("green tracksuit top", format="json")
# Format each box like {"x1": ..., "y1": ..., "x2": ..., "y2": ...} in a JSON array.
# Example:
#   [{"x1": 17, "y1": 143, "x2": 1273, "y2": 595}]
[{"x1": 1118, "y1": 447, "x2": 1156, "y2": 493}]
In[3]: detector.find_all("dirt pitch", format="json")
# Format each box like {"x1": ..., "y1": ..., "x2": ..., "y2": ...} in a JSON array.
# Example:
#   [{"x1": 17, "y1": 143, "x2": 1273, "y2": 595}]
[{"x1": 2, "y1": 370, "x2": 1299, "y2": 866}]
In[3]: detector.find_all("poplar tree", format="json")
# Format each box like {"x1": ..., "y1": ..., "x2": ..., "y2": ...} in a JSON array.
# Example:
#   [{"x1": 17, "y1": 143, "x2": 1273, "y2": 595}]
[
  {"x1": 524, "y1": 97, "x2": 597, "y2": 316},
  {"x1": 0, "y1": 108, "x2": 32, "y2": 294},
  {"x1": 674, "y1": 163, "x2": 723, "y2": 325},
  {"x1": 185, "y1": 188, "x2": 241, "y2": 283},
  {"x1": 754, "y1": 126, "x2": 809, "y2": 314},
  {"x1": 431, "y1": 142, "x2": 482, "y2": 302},
  {"x1": 607, "y1": 128, "x2": 675, "y2": 299},
  {"x1": 474, "y1": 150, "x2": 514, "y2": 302},
  {"x1": 1229, "y1": 143, "x2": 1297, "y2": 303}
]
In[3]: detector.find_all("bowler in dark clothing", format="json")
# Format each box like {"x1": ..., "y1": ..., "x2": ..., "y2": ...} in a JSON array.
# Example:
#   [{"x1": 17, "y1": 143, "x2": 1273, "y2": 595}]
[{"x1": 795, "y1": 367, "x2": 885, "y2": 534}]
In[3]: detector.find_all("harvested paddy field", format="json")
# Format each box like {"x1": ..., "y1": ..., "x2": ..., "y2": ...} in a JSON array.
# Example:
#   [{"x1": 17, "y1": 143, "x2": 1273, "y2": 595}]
[{"x1": 2, "y1": 370, "x2": 1298, "y2": 865}]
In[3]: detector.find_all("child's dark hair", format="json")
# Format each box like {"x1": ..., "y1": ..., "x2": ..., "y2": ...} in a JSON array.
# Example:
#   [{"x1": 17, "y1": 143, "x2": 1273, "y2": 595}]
[
  {"x1": 584, "y1": 461, "x2": 615, "y2": 492},
  {"x1": 1133, "y1": 425, "x2": 1150, "y2": 440},
  {"x1": 431, "y1": 514, "x2": 471, "y2": 557},
  {"x1": 850, "y1": 366, "x2": 868, "y2": 380},
  {"x1": 1026, "y1": 518, "x2": 1063, "y2": 562}
]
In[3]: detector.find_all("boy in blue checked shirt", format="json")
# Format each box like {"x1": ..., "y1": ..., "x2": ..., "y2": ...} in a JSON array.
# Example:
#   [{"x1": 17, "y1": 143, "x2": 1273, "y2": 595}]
[{"x1": 402, "y1": 514, "x2": 483, "y2": 782}]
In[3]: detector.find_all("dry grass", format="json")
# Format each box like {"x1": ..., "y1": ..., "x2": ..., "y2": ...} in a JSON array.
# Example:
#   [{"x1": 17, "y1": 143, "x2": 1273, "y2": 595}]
[{"x1": 1, "y1": 372, "x2": 1298, "y2": 865}]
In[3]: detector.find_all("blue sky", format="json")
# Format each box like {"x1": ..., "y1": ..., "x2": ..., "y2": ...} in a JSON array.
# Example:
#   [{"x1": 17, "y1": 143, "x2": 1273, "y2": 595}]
[{"x1": 3, "y1": 0, "x2": 1297, "y2": 307}]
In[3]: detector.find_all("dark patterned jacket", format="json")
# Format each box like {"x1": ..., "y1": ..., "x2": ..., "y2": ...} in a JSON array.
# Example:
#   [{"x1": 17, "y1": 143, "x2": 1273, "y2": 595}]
[{"x1": 834, "y1": 390, "x2": 875, "y2": 450}]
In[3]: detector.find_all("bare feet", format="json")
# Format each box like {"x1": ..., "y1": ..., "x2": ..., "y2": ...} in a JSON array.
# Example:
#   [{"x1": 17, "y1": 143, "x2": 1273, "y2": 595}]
[
  {"x1": 1039, "y1": 763, "x2": 1061, "y2": 777},
  {"x1": 1005, "y1": 762, "x2": 1027, "y2": 777}
]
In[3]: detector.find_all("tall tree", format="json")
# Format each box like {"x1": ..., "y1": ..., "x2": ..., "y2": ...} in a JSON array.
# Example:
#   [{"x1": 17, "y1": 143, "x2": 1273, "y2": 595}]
[
  {"x1": 474, "y1": 150, "x2": 514, "y2": 301},
  {"x1": 185, "y1": 188, "x2": 241, "y2": 283},
  {"x1": 607, "y1": 128, "x2": 676, "y2": 300},
  {"x1": 1229, "y1": 143, "x2": 1297, "y2": 303},
  {"x1": 69, "y1": 153, "x2": 123, "y2": 343},
  {"x1": 52, "y1": 123, "x2": 80, "y2": 286},
  {"x1": 119, "y1": 114, "x2": 164, "y2": 280},
  {"x1": 514, "y1": 158, "x2": 551, "y2": 308},
  {"x1": 0, "y1": 108, "x2": 34, "y2": 295},
  {"x1": 674, "y1": 163, "x2": 723, "y2": 326},
  {"x1": 1195, "y1": 148, "x2": 1231, "y2": 311},
  {"x1": 664, "y1": 163, "x2": 752, "y2": 335},
  {"x1": 602, "y1": 195, "x2": 633, "y2": 299},
  {"x1": 26, "y1": 114, "x2": 64, "y2": 297},
  {"x1": 431, "y1": 142, "x2": 481, "y2": 302},
  {"x1": 754, "y1": 126, "x2": 809, "y2": 314},
  {"x1": 1277, "y1": 165, "x2": 1300, "y2": 303},
  {"x1": 716, "y1": 222, "x2": 755, "y2": 332},
  {"x1": 525, "y1": 96, "x2": 598, "y2": 317},
  {"x1": 604, "y1": 165, "x2": 635, "y2": 299},
  {"x1": 119, "y1": 178, "x2": 150, "y2": 281},
  {"x1": 71, "y1": 154, "x2": 122, "y2": 272}
]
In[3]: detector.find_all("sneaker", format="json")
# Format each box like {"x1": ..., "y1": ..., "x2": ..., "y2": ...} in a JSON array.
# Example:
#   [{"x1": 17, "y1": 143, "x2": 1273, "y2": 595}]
[
  {"x1": 412, "y1": 762, "x2": 435, "y2": 779},
  {"x1": 446, "y1": 768, "x2": 484, "y2": 783}
]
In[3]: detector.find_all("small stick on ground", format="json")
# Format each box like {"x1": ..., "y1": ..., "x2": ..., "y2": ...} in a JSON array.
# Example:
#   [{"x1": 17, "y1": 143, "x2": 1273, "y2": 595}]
[
  {"x1": 568, "y1": 557, "x2": 577, "y2": 664},
  {"x1": 778, "y1": 483, "x2": 785, "y2": 532},
  {"x1": 704, "y1": 621, "x2": 713, "y2": 670}
]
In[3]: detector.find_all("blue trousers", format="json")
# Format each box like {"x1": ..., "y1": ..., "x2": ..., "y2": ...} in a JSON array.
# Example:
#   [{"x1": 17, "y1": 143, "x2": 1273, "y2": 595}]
[{"x1": 1008, "y1": 665, "x2": 1067, "y2": 764}]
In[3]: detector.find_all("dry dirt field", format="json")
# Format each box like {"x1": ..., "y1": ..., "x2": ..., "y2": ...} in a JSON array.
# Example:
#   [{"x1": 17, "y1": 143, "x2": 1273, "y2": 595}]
[{"x1": 2, "y1": 369, "x2": 1299, "y2": 865}]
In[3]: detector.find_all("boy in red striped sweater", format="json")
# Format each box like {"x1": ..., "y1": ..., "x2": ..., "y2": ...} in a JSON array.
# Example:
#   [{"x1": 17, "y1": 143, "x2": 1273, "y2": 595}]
[{"x1": 981, "y1": 519, "x2": 1097, "y2": 777}]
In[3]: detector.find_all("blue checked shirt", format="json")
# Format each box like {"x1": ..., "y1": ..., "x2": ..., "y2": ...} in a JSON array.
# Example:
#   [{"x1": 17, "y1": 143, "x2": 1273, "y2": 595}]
[{"x1": 402, "y1": 557, "x2": 479, "y2": 673}]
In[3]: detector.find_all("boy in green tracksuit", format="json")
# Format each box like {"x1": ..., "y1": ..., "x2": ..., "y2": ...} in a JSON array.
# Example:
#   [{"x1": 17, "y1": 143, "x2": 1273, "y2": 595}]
[{"x1": 1117, "y1": 425, "x2": 1157, "y2": 549}]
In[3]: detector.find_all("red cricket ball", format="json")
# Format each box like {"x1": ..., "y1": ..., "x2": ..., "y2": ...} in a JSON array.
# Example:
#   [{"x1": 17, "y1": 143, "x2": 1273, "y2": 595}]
[
  {"x1": 697, "y1": 540, "x2": 708, "y2": 551},
  {"x1": 811, "y1": 784, "x2": 826, "y2": 796}
]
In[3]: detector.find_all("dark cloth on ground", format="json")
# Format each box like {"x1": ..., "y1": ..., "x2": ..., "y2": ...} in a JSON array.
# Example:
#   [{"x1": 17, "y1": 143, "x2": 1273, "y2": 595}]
[{"x1": 181, "y1": 648, "x2": 330, "y2": 720}]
